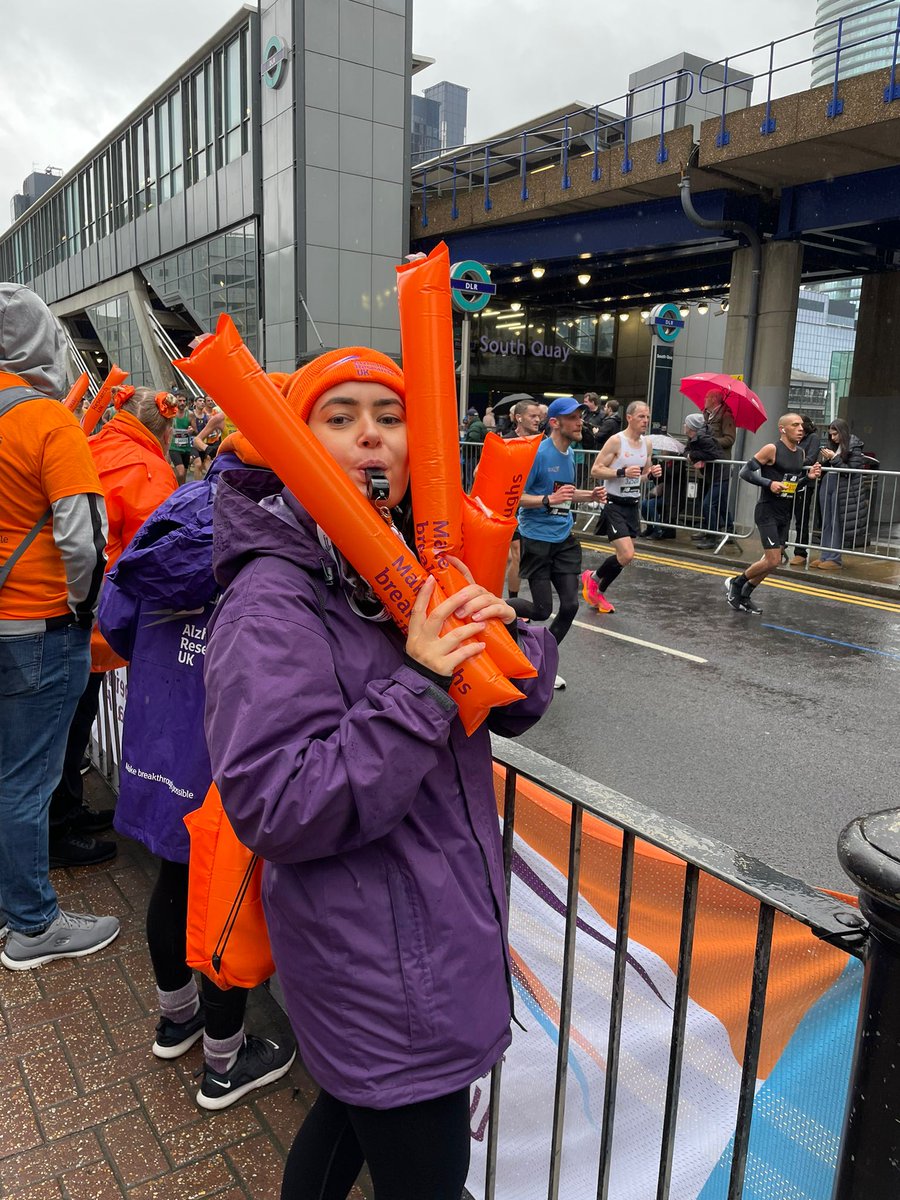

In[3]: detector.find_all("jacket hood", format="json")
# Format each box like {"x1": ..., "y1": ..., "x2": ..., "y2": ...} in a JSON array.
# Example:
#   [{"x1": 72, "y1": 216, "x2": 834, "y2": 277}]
[
  {"x1": 213, "y1": 466, "x2": 326, "y2": 590},
  {"x1": 109, "y1": 452, "x2": 255, "y2": 609},
  {"x1": 0, "y1": 283, "x2": 68, "y2": 397}
]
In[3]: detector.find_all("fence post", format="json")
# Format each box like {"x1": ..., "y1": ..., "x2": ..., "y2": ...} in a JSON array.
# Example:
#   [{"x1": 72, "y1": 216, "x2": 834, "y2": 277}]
[{"x1": 832, "y1": 809, "x2": 900, "y2": 1198}]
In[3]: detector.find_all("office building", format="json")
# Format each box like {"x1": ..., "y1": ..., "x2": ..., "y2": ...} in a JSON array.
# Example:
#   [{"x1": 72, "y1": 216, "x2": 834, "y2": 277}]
[
  {"x1": 0, "y1": 2, "x2": 413, "y2": 389},
  {"x1": 812, "y1": 0, "x2": 899, "y2": 86}
]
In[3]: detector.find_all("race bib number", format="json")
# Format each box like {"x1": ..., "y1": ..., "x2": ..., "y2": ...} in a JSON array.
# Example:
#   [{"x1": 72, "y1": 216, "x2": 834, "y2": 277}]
[
  {"x1": 552, "y1": 481, "x2": 572, "y2": 513},
  {"x1": 619, "y1": 473, "x2": 642, "y2": 497},
  {"x1": 780, "y1": 474, "x2": 800, "y2": 498}
]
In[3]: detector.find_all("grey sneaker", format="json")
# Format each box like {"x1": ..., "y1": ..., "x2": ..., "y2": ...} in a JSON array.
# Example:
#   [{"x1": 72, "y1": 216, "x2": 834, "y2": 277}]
[
  {"x1": 1, "y1": 910, "x2": 119, "y2": 971},
  {"x1": 0, "y1": 923, "x2": 8, "y2": 943}
]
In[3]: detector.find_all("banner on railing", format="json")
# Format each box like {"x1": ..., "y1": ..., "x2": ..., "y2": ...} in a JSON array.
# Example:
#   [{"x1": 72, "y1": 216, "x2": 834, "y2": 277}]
[{"x1": 468, "y1": 770, "x2": 862, "y2": 1200}]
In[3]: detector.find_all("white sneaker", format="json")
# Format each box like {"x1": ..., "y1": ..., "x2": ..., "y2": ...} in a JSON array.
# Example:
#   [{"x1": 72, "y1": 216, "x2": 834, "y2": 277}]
[
  {"x1": 1, "y1": 910, "x2": 119, "y2": 971},
  {"x1": 553, "y1": 674, "x2": 566, "y2": 690}
]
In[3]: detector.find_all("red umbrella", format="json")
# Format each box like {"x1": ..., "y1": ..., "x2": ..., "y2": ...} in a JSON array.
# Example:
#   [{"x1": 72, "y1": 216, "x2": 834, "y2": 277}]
[{"x1": 679, "y1": 372, "x2": 767, "y2": 433}]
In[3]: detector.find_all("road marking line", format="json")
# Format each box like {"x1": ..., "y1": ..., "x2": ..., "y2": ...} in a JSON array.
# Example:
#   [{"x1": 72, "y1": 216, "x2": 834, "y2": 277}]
[
  {"x1": 572, "y1": 619, "x2": 708, "y2": 663},
  {"x1": 579, "y1": 541, "x2": 900, "y2": 614},
  {"x1": 762, "y1": 623, "x2": 900, "y2": 661}
]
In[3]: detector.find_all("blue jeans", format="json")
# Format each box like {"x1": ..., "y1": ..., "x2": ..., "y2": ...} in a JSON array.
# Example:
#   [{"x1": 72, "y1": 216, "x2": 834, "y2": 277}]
[
  {"x1": 701, "y1": 464, "x2": 735, "y2": 534},
  {"x1": 0, "y1": 625, "x2": 91, "y2": 932},
  {"x1": 819, "y1": 475, "x2": 843, "y2": 564}
]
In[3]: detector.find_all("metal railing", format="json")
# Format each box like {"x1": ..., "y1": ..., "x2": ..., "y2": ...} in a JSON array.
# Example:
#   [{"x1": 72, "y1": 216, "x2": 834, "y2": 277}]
[
  {"x1": 412, "y1": 71, "x2": 693, "y2": 228},
  {"x1": 412, "y1": 1, "x2": 900, "y2": 228},
  {"x1": 698, "y1": 0, "x2": 900, "y2": 147},
  {"x1": 459, "y1": 441, "x2": 900, "y2": 572},
  {"x1": 481, "y1": 738, "x2": 868, "y2": 1200}
]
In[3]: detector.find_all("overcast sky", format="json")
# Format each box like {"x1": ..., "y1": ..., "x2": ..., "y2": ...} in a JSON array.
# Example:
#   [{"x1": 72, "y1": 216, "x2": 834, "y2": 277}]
[{"x1": 1, "y1": 0, "x2": 815, "y2": 235}]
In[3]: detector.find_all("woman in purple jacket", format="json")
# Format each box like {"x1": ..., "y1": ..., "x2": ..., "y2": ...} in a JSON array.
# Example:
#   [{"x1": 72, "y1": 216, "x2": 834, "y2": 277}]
[{"x1": 204, "y1": 349, "x2": 558, "y2": 1200}]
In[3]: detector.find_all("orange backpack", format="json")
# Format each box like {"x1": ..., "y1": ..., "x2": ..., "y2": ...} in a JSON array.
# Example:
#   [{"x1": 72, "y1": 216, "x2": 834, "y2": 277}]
[{"x1": 184, "y1": 783, "x2": 275, "y2": 989}]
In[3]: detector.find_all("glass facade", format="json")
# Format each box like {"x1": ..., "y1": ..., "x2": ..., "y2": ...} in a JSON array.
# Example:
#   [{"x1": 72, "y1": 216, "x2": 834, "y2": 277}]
[
  {"x1": 465, "y1": 304, "x2": 616, "y2": 396},
  {"x1": 812, "y1": 1, "x2": 898, "y2": 86},
  {"x1": 0, "y1": 24, "x2": 251, "y2": 287},
  {"x1": 87, "y1": 295, "x2": 152, "y2": 386},
  {"x1": 142, "y1": 222, "x2": 259, "y2": 357},
  {"x1": 411, "y1": 95, "x2": 441, "y2": 163},
  {"x1": 423, "y1": 81, "x2": 469, "y2": 151}
]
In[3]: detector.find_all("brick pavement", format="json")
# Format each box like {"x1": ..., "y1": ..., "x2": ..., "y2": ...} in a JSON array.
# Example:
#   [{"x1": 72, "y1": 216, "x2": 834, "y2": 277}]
[{"x1": 0, "y1": 776, "x2": 371, "y2": 1200}]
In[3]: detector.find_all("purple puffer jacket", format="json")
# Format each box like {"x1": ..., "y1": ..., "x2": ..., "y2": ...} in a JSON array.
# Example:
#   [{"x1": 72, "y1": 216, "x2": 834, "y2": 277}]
[{"x1": 205, "y1": 468, "x2": 557, "y2": 1108}]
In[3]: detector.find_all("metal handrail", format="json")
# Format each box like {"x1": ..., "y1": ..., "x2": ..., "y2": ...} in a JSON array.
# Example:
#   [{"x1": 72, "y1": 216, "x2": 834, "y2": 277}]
[
  {"x1": 412, "y1": 71, "x2": 694, "y2": 225},
  {"x1": 697, "y1": 0, "x2": 900, "y2": 142}
]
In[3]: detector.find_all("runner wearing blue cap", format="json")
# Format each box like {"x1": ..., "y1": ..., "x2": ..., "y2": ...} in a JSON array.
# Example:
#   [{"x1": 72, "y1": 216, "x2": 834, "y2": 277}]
[{"x1": 508, "y1": 397, "x2": 606, "y2": 689}]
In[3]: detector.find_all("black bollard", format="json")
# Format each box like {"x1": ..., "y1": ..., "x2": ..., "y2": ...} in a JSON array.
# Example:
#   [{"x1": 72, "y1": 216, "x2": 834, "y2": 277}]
[{"x1": 833, "y1": 809, "x2": 900, "y2": 1200}]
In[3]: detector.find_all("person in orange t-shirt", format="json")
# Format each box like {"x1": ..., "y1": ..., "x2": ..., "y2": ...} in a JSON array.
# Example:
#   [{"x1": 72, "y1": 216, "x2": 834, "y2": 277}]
[
  {"x1": 48, "y1": 387, "x2": 177, "y2": 866},
  {"x1": 0, "y1": 282, "x2": 120, "y2": 970}
]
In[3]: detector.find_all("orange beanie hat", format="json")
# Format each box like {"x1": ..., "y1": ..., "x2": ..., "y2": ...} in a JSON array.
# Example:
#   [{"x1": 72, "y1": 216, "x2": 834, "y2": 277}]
[{"x1": 284, "y1": 348, "x2": 405, "y2": 423}]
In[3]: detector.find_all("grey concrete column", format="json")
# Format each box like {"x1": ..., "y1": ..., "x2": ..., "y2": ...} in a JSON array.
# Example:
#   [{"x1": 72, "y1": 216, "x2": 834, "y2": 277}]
[
  {"x1": 846, "y1": 273, "x2": 900, "y2": 471},
  {"x1": 724, "y1": 240, "x2": 803, "y2": 529}
]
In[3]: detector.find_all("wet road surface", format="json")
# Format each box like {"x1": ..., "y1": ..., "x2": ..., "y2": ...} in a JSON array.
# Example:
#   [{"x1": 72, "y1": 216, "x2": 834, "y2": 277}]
[{"x1": 519, "y1": 543, "x2": 900, "y2": 893}]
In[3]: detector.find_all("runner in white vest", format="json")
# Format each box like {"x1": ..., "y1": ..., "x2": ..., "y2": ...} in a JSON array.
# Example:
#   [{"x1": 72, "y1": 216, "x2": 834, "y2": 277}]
[{"x1": 582, "y1": 401, "x2": 662, "y2": 613}]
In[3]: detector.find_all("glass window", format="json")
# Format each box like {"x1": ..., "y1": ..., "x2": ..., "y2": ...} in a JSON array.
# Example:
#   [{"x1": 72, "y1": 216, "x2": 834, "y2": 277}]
[
  {"x1": 224, "y1": 37, "x2": 242, "y2": 163},
  {"x1": 158, "y1": 97, "x2": 171, "y2": 200}
]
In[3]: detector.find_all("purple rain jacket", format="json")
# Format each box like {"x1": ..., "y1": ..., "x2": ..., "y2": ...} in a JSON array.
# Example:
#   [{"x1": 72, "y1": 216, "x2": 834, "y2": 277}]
[
  {"x1": 204, "y1": 467, "x2": 558, "y2": 1108},
  {"x1": 98, "y1": 453, "x2": 258, "y2": 862}
]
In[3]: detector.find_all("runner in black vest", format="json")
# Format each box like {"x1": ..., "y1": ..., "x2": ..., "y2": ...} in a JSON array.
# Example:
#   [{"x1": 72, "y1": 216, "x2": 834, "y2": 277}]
[{"x1": 725, "y1": 413, "x2": 822, "y2": 614}]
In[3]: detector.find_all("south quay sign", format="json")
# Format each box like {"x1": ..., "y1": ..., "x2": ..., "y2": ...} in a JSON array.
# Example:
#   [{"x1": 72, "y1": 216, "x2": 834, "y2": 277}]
[
  {"x1": 262, "y1": 36, "x2": 288, "y2": 89},
  {"x1": 450, "y1": 260, "x2": 496, "y2": 314}
]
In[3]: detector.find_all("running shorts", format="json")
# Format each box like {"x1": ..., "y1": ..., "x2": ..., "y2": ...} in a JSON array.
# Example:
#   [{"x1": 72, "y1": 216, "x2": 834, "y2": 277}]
[
  {"x1": 518, "y1": 533, "x2": 582, "y2": 582},
  {"x1": 601, "y1": 499, "x2": 640, "y2": 542},
  {"x1": 755, "y1": 502, "x2": 791, "y2": 549}
]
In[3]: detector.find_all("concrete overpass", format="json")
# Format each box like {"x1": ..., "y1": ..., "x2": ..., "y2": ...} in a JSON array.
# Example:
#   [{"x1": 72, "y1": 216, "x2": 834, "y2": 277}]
[{"x1": 411, "y1": 66, "x2": 900, "y2": 465}]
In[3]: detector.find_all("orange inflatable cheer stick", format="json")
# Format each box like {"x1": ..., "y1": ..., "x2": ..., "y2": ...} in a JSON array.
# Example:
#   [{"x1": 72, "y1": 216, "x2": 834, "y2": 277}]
[
  {"x1": 460, "y1": 495, "x2": 519, "y2": 600},
  {"x1": 175, "y1": 316, "x2": 523, "y2": 734},
  {"x1": 395, "y1": 244, "x2": 462, "y2": 568},
  {"x1": 471, "y1": 432, "x2": 542, "y2": 520},
  {"x1": 465, "y1": 431, "x2": 543, "y2": 601},
  {"x1": 396, "y1": 245, "x2": 535, "y2": 682},
  {"x1": 63, "y1": 372, "x2": 90, "y2": 412},
  {"x1": 81, "y1": 365, "x2": 129, "y2": 437}
]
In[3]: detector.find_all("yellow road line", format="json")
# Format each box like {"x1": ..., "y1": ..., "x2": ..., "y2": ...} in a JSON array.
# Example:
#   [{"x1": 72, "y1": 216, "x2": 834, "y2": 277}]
[{"x1": 580, "y1": 540, "x2": 900, "y2": 614}]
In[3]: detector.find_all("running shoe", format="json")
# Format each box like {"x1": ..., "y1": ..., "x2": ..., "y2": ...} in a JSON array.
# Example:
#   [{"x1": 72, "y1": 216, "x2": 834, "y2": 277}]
[
  {"x1": 739, "y1": 593, "x2": 763, "y2": 615},
  {"x1": 553, "y1": 675, "x2": 566, "y2": 690},
  {"x1": 196, "y1": 1034, "x2": 296, "y2": 1111},
  {"x1": 724, "y1": 576, "x2": 743, "y2": 612},
  {"x1": 153, "y1": 1008, "x2": 205, "y2": 1059},
  {"x1": 581, "y1": 570, "x2": 615, "y2": 613},
  {"x1": 1, "y1": 911, "x2": 119, "y2": 971}
]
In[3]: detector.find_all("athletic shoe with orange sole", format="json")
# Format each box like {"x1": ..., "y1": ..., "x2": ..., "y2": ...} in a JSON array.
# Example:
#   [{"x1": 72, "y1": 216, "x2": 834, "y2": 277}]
[{"x1": 580, "y1": 570, "x2": 615, "y2": 613}]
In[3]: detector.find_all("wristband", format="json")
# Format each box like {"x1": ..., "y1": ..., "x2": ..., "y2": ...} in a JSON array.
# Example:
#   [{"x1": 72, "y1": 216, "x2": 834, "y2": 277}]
[
  {"x1": 541, "y1": 494, "x2": 551, "y2": 510},
  {"x1": 616, "y1": 467, "x2": 626, "y2": 478}
]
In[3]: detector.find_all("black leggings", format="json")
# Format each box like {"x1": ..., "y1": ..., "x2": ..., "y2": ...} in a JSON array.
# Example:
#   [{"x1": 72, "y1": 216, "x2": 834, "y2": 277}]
[
  {"x1": 281, "y1": 1086, "x2": 471, "y2": 1200},
  {"x1": 146, "y1": 857, "x2": 248, "y2": 1040},
  {"x1": 508, "y1": 570, "x2": 580, "y2": 644}
]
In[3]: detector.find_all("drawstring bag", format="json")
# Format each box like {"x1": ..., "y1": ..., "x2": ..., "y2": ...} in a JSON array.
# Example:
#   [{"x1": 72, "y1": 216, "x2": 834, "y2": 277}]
[{"x1": 184, "y1": 783, "x2": 275, "y2": 989}]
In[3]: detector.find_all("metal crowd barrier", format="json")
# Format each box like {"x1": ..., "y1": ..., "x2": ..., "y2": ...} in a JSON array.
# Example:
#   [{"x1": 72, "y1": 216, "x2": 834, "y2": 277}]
[
  {"x1": 461, "y1": 440, "x2": 900, "y2": 568},
  {"x1": 483, "y1": 738, "x2": 880, "y2": 1200}
]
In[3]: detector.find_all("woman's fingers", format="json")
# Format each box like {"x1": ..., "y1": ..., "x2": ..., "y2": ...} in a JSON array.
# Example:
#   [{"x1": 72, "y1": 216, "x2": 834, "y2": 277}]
[{"x1": 445, "y1": 555, "x2": 475, "y2": 585}]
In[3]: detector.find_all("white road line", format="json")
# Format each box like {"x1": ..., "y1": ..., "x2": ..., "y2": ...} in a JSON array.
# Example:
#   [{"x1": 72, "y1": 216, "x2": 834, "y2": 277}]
[{"x1": 571, "y1": 619, "x2": 708, "y2": 663}]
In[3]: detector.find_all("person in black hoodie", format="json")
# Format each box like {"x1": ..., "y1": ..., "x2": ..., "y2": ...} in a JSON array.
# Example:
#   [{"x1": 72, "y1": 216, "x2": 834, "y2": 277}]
[
  {"x1": 788, "y1": 415, "x2": 821, "y2": 565},
  {"x1": 812, "y1": 417, "x2": 868, "y2": 571}
]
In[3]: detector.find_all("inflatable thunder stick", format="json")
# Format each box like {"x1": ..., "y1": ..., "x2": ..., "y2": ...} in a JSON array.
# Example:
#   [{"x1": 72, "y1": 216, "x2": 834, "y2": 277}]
[
  {"x1": 465, "y1": 432, "x2": 543, "y2": 598},
  {"x1": 175, "y1": 315, "x2": 523, "y2": 734},
  {"x1": 63, "y1": 372, "x2": 90, "y2": 412},
  {"x1": 81, "y1": 365, "x2": 129, "y2": 436},
  {"x1": 396, "y1": 244, "x2": 535, "y2": 682}
]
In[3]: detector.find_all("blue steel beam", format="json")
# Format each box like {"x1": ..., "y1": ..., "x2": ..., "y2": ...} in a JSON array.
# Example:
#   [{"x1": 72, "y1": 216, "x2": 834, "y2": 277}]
[
  {"x1": 412, "y1": 191, "x2": 765, "y2": 269},
  {"x1": 776, "y1": 163, "x2": 900, "y2": 239}
]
